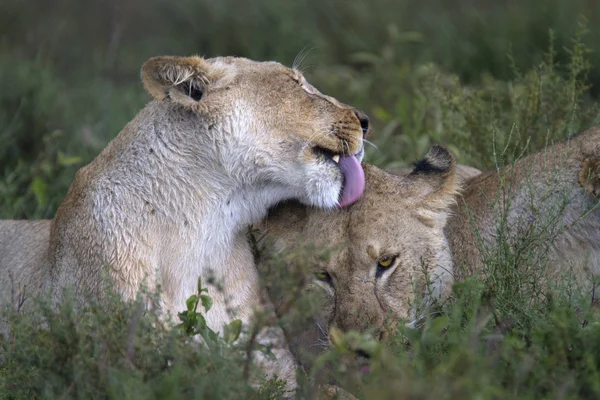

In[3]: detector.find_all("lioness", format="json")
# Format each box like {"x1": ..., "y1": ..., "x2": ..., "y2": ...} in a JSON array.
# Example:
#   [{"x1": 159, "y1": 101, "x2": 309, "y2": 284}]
[
  {"x1": 262, "y1": 126, "x2": 600, "y2": 366},
  {"x1": 0, "y1": 55, "x2": 369, "y2": 385}
]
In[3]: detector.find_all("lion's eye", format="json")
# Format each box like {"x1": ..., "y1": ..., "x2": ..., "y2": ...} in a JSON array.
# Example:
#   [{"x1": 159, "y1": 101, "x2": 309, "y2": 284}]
[
  {"x1": 291, "y1": 73, "x2": 309, "y2": 88},
  {"x1": 315, "y1": 271, "x2": 330, "y2": 281},
  {"x1": 376, "y1": 255, "x2": 397, "y2": 279},
  {"x1": 377, "y1": 256, "x2": 396, "y2": 269}
]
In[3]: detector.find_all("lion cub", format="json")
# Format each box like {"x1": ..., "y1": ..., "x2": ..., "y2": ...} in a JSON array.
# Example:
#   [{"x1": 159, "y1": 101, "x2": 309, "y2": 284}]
[
  {"x1": 262, "y1": 126, "x2": 600, "y2": 365},
  {"x1": 0, "y1": 55, "x2": 369, "y2": 386}
]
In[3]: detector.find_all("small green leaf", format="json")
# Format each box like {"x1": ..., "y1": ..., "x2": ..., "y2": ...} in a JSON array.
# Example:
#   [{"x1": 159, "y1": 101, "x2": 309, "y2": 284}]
[
  {"x1": 223, "y1": 319, "x2": 242, "y2": 344},
  {"x1": 186, "y1": 311, "x2": 197, "y2": 327},
  {"x1": 328, "y1": 327, "x2": 346, "y2": 350},
  {"x1": 200, "y1": 295, "x2": 212, "y2": 313},
  {"x1": 197, "y1": 277, "x2": 203, "y2": 294},
  {"x1": 254, "y1": 343, "x2": 276, "y2": 360},
  {"x1": 57, "y1": 151, "x2": 83, "y2": 167},
  {"x1": 30, "y1": 176, "x2": 47, "y2": 207},
  {"x1": 206, "y1": 327, "x2": 219, "y2": 343},
  {"x1": 427, "y1": 316, "x2": 449, "y2": 335},
  {"x1": 186, "y1": 295, "x2": 197, "y2": 312},
  {"x1": 195, "y1": 313, "x2": 207, "y2": 330}
]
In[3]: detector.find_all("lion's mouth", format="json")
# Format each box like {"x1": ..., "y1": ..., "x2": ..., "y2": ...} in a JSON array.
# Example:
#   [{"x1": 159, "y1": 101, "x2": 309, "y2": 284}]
[
  {"x1": 314, "y1": 147, "x2": 365, "y2": 207},
  {"x1": 356, "y1": 349, "x2": 372, "y2": 374}
]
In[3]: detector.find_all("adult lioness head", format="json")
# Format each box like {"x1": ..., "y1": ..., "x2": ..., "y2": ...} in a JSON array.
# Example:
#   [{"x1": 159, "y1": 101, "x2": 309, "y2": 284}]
[
  {"x1": 261, "y1": 147, "x2": 459, "y2": 363},
  {"x1": 141, "y1": 56, "x2": 368, "y2": 208},
  {"x1": 264, "y1": 127, "x2": 600, "y2": 375}
]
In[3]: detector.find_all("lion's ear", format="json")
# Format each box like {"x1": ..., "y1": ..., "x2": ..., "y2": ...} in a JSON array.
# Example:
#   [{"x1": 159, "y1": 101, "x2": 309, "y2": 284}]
[
  {"x1": 141, "y1": 56, "x2": 214, "y2": 104},
  {"x1": 406, "y1": 145, "x2": 459, "y2": 226},
  {"x1": 579, "y1": 157, "x2": 600, "y2": 198}
]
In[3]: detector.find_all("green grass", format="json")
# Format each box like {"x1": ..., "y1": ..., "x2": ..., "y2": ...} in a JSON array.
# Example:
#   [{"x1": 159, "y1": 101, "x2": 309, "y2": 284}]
[
  {"x1": 2, "y1": 0, "x2": 600, "y2": 398},
  {"x1": 0, "y1": 283, "x2": 286, "y2": 400}
]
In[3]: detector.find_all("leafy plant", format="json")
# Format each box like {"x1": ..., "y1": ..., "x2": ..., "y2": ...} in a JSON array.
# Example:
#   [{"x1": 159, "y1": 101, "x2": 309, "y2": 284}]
[{"x1": 177, "y1": 277, "x2": 242, "y2": 347}]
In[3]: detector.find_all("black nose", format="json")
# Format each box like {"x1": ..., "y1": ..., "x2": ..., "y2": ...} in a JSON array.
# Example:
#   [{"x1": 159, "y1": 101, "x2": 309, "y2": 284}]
[
  {"x1": 355, "y1": 349, "x2": 372, "y2": 359},
  {"x1": 354, "y1": 109, "x2": 370, "y2": 138}
]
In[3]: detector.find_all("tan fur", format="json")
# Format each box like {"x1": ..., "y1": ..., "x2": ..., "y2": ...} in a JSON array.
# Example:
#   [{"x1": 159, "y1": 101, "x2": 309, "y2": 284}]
[
  {"x1": 0, "y1": 220, "x2": 51, "y2": 308},
  {"x1": 579, "y1": 157, "x2": 600, "y2": 198},
  {"x1": 0, "y1": 55, "x2": 368, "y2": 389},
  {"x1": 262, "y1": 127, "x2": 600, "y2": 366},
  {"x1": 388, "y1": 163, "x2": 482, "y2": 185},
  {"x1": 261, "y1": 146, "x2": 458, "y2": 365}
]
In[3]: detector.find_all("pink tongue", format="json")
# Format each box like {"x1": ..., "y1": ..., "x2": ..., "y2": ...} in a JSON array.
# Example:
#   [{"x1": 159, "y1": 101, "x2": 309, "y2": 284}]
[{"x1": 337, "y1": 155, "x2": 365, "y2": 207}]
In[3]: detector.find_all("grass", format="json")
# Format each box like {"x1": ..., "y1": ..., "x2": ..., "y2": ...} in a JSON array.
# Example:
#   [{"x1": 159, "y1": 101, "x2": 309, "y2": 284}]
[
  {"x1": 2, "y1": 0, "x2": 600, "y2": 398},
  {"x1": 0, "y1": 283, "x2": 284, "y2": 399}
]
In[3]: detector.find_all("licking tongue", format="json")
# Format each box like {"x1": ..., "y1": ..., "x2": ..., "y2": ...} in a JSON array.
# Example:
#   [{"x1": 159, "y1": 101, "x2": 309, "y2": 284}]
[{"x1": 337, "y1": 155, "x2": 365, "y2": 208}]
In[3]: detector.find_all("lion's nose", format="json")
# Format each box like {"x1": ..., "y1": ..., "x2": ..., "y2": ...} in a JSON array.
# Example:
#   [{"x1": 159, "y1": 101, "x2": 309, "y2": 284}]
[{"x1": 354, "y1": 109, "x2": 370, "y2": 138}]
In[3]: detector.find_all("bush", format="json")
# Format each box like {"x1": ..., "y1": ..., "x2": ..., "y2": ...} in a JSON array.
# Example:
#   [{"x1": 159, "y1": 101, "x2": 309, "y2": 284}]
[{"x1": 0, "y1": 279, "x2": 289, "y2": 400}]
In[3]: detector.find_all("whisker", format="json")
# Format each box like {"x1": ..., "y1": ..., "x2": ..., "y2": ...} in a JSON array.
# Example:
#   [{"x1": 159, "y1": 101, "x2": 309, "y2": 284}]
[
  {"x1": 363, "y1": 138, "x2": 379, "y2": 151},
  {"x1": 300, "y1": 130, "x2": 329, "y2": 153},
  {"x1": 316, "y1": 322, "x2": 328, "y2": 337},
  {"x1": 293, "y1": 46, "x2": 316, "y2": 71},
  {"x1": 298, "y1": 63, "x2": 315, "y2": 74}
]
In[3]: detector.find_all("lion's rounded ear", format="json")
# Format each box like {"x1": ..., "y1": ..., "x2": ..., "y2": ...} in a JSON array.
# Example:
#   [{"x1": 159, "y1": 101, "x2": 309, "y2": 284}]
[
  {"x1": 579, "y1": 157, "x2": 600, "y2": 198},
  {"x1": 141, "y1": 56, "x2": 214, "y2": 104},
  {"x1": 406, "y1": 145, "x2": 459, "y2": 225}
]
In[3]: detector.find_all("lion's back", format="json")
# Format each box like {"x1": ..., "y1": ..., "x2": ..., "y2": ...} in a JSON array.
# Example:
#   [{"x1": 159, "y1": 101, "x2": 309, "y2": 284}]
[
  {"x1": 454, "y1": 125, "x2": 600, "y2": 280},
  {"x1": 0, "y1": 220, "x2": 52, "y2": 302}
]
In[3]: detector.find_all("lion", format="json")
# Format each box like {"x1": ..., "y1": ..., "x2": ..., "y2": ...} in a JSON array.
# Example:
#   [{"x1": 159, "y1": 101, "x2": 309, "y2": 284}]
[
  {"x1": 0, "y1": 55, "x2": 370, "y2": 388},
  {"x1": 261, "y1": 126, "x2": 600, "y2": 368}
]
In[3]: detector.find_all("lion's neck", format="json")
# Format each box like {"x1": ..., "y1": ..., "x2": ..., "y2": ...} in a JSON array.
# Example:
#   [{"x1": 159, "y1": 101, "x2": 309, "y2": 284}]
[
  {"x1": 90, "y1": 104, "x2": 292, "y2": 307},
  {"x1": 144, "y1": 162, "x2": 293, "y2": 318}
]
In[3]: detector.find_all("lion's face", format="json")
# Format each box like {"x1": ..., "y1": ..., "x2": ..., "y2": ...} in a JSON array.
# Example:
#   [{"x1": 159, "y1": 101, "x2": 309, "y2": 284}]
[
  {"x1": 262, "y1": 148, "x2": 459, "y2": 363},
  {"x1": 141, "y1": 56, "x2": 368, "y2": 209}
]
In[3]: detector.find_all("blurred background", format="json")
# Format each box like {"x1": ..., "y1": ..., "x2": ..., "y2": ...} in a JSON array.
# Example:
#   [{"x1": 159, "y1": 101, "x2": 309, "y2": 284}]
[{"x1": 1, "y1": 0, "x2": 600, "y2": 218}]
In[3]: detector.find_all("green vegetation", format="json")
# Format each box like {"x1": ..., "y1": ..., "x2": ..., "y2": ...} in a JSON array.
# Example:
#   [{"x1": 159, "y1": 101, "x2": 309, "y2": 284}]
[
  {"x1": 0, "y1": 280, "x2": 287, "y2": 399},
  {"x1": 2, "y1": 0, "x2": 600, "y2": 398}
]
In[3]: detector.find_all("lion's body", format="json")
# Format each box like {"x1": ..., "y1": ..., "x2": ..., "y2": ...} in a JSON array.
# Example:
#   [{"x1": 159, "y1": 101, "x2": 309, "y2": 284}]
[
  {"x1": 448, "y1": 128, "x2": 600, "y2": 283},
  {"x1": 263, "y1": 127, "x2": 600, "y2": 366},
  {"x1": 47, "y1": 100, "x2": 269, "y2": 316},
  {"x1": 0, "y1": 220, "x2": 51, "y2": 304},
  {"x1": 0, "y1": 55, "x2": 368, "y2": 387}
]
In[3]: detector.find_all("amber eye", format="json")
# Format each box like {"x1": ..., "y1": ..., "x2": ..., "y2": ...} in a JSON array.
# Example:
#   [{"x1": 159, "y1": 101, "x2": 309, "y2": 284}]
[
  {"x1": 377, "y1": 256, "x2": 396, "y2": 269},
  {"x1": 315, "y1": 271, "x2": 330, "y2": 281}
]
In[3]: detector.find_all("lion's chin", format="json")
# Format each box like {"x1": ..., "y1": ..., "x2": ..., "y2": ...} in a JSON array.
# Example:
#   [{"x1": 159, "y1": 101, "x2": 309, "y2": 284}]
[{"x1": 297, "y1": 150, "x2": 366, "y2": 209}]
